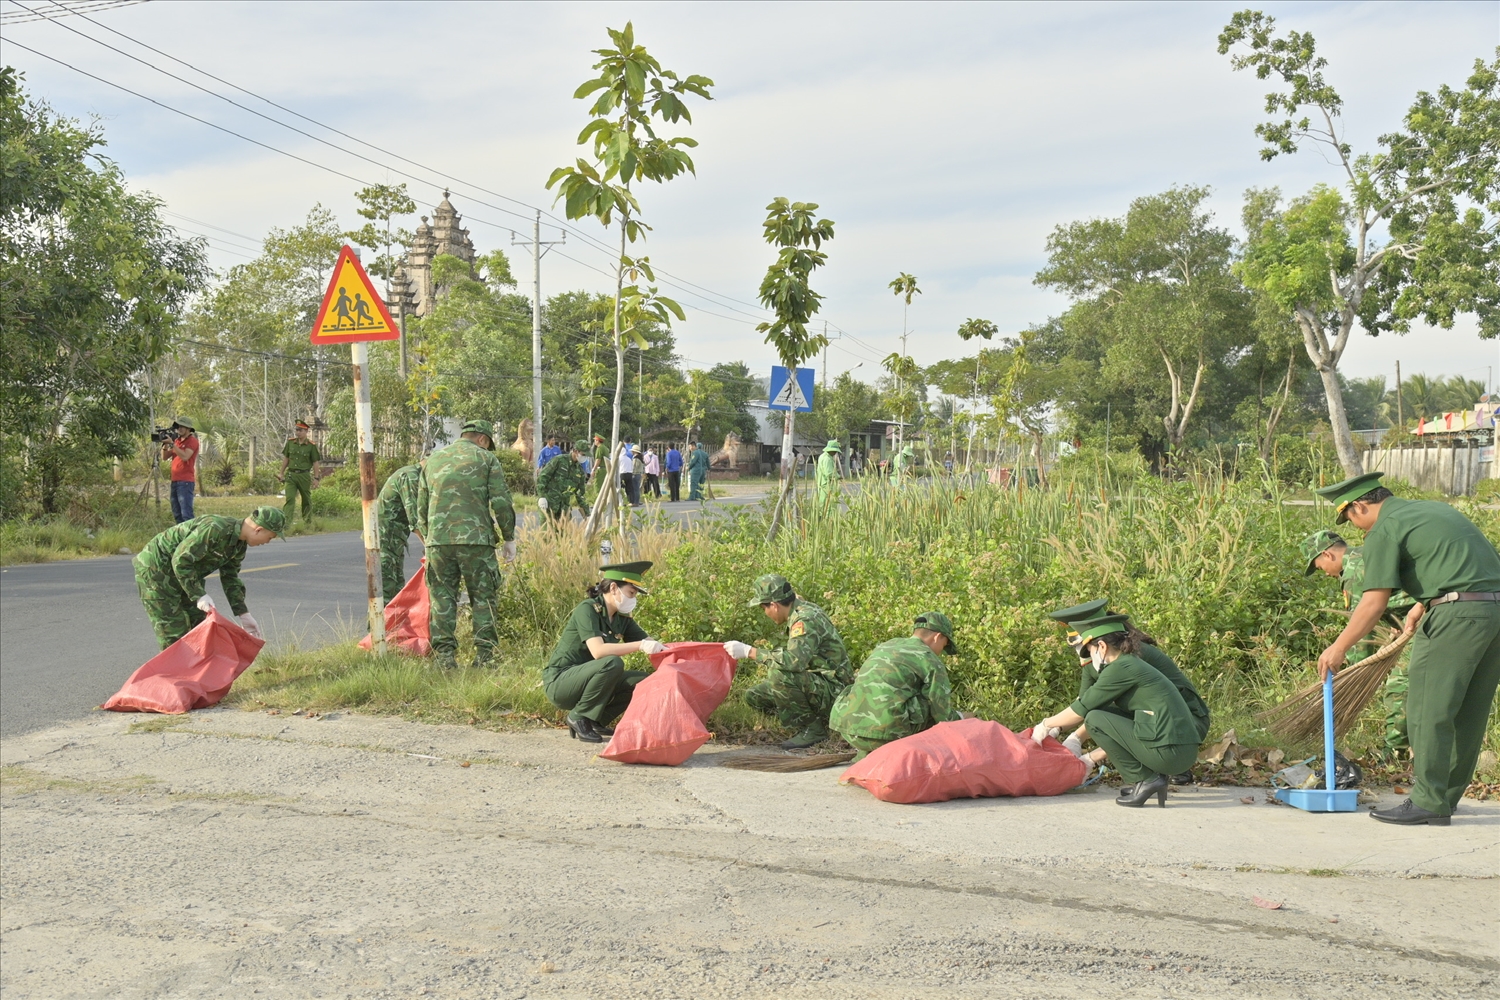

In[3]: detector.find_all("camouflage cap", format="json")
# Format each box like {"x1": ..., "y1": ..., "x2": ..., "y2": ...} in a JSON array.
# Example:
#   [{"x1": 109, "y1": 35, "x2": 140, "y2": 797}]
[
  {"x1": 747, "y1": 573, "x2": 796, "y2": 606},
  {"x1": 824, "y1": 439, "x2": 843, "y2": 453},
  {"x1": 572, "y1": 439, "x2": 590, "y2": 454},
  {"x1": 913, "y1": 610, "x2": 958, "y2": 655},
  {"x1": 250, "y1": 505, "x2": 287, "y2": 538},
  {"x1": 1313, "y1": 471, "x2": 1384, "y2": 524},
  {"x1": 460, "y1": 419, "x2": 496, "y2": 449},
  {"x1": 1300, "y1": 529, "x2": 1346, "y2": 575}
]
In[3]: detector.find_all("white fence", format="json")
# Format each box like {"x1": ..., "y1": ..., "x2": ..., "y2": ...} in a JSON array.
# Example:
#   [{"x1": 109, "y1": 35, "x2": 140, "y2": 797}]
[{"x1": 1364, "y1": 442, "x2": 1495, "y2": 496}]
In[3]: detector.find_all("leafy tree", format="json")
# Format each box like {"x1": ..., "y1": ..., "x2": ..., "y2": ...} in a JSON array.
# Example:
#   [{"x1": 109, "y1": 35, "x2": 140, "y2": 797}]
[
  {"x1": 705, "y1": 361, "x2": 761, "y2": 443},
  {"x1": 955, "y1": 317, "x2": 998, "y2": 467},
  {"x1": 755, "y1": 197, "x2": 835, "y2": 485},
  {"x1": 1220, "y1": 12, "x2": 1500, "y2": 474},
  {"x1": 547, "y1": 22, "x2": 712, "y2": 469},
  {"x1": 0, "y1": 69, "x2": 208, "y2": 515},
  {"x1": 816, "y1": 372, "x2": 881, "y2": 454},
  {"x1": 1037, "y1": 186, "x2": 1253, "y2": 464},
  {"x1": 887, "y1": 272, "x2": 922, "y2": 447},
  {"x1": 345, "y1": 182, "x2": 416, "y2": 286}
]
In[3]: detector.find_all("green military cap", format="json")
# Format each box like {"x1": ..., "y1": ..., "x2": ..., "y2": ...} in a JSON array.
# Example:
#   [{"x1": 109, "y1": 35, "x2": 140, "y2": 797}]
[
  {"x1": 1070, "y1": 613, "x2": 1129, "y2": 644},
  {"x1": 1313, "y1": 471, "x2": 1384, "y2": 524},
  {"x1": 824, "y1": 439, "x2": 843, "y2": 453},
  {"x1": 747, "y1": 573, "x2": 796, "y2": 606},
  {"x1": 172, "y1": 416, "x2": 196, "y2": 431},
  {"x1": 1299, "y1": 529, "x2": 1346, "y2": 575},
  {"x1": 913, "y1": 610, "x2": 958, "y2": 655},
  {"x1": 250, "y1": 505, "x2": 287, "y2": 538},
  {"x1": 1047, "y1": 599, "x2": 1109, "y2": 623},
  {"x1": 600, "y1": 560, "x2": 652, "y2": 594},
  {"x1": 460, "y1": 419, "x2": 496, "y2": 448},
  {"x1": 572, "y1": 439, "x2": 590, "y2": 453}
]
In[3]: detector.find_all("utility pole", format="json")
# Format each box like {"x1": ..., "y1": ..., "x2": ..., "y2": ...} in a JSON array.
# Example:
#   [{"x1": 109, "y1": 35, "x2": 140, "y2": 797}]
[
  {"x1": 821, "y1": 320, "x2": 829, "y2": 390},
  {"x1": 512, "y1": 212, "x2": 564, "y2": 469},
  {"x1": 1396, "y1": 361, "x2": 1404, "y2": 435}
]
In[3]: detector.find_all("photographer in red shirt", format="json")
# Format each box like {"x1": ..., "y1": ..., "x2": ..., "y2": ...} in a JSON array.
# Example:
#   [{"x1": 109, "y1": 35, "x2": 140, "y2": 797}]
[{"x1": 164, "y1": 416, "x2": 200, "y2": 523}]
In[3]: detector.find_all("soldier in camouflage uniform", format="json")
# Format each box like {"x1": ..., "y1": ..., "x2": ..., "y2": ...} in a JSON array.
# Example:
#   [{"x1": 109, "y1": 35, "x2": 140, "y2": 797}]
[
  {"x1": 1303, "y1": 529, "x2": 1418, "y2": 757},
  {"x1": 829, "y1": 611, "x2": 963, "y2": 760},
  {"x1": 134, "y1": 506, "x2": 285, "y2": 649},
  {"x1": 537, "y1": 440, "x2": 588, "y2": 523},
  {"x1": 724, "y1": 574, "x2": 855, "y2": 749},
  {"x1": 417, "y1": 420, "x2": 517, "y2": 670},
  {"x1": 377, "y1": 462, "x2": 423, "y2": 602}
]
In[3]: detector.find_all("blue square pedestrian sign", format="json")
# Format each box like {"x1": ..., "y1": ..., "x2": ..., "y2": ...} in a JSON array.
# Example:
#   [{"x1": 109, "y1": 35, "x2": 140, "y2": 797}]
[{"x1": 768, "y1": 366, "x2": 815, "y2": 412}]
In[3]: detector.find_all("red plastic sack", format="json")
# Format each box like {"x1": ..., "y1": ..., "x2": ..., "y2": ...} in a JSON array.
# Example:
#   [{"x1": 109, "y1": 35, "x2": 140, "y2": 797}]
[
  {"x1": 359, "y1": 561, "x2": 430, "y2": 655},
  {"x1": 599, "y1": 642, "x2": 738, "y2": 765},
  {"x1": 839, "y1": 719, "x2": 1088, "y2": 804},
  {"x1": 103, "y1": 610, "x2": 265, "y2": 714}
]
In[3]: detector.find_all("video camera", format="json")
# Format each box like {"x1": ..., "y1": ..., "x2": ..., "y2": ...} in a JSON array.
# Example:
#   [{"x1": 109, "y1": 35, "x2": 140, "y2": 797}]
[{"x1": 150, "y1": 427, "x2": 179, "y2": 443}]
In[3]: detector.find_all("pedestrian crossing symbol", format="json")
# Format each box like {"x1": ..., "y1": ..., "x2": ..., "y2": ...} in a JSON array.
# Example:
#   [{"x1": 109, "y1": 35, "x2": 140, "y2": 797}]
[
  {"x1": 768, "y1": 365, "x2": 815, "y2": 412},
  {"x1": 309, "y1": 245, "x2": 400, "y2": 344}
]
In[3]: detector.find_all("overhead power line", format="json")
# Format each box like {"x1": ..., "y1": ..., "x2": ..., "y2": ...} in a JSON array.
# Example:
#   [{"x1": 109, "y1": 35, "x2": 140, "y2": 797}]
[{"x1": 0, "y1": 0, "x2": 146, "y2": 24}]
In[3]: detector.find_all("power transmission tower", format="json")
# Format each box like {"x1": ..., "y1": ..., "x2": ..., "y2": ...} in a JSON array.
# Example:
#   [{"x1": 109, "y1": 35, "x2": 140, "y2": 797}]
[{"x1": 512, "y1": 211, "x2": 565, "y2": 468}]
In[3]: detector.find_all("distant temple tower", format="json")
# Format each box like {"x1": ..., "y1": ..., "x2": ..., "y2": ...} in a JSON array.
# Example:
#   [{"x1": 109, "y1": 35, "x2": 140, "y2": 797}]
[{"x1": 387, "y1": 191, "x2": 477, "y2": 320}]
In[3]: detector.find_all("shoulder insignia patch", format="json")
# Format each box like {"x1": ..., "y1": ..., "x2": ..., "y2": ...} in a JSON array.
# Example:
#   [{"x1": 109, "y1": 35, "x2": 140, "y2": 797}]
[{"x1": 789, "y1": 620, "x2": 806, "y2": 638}]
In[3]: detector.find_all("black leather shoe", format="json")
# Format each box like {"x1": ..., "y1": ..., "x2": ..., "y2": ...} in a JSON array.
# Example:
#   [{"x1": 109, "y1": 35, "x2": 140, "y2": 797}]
[
  {"x1": 565, "y1": 715, "x2": 603, "y2": 743},
  {"x1": 1168, "y1": 771, "x2": 1195, "y2": 785},
  {"x1": 1116, "y1": 774, "x2": 1169, "y2": 808},
  {"x1": 1370, "y1": 798, "x2": 1450, "y2": 826},
  {"x1": 594, "y1": 722, "x2": 616, "y2": 738}
]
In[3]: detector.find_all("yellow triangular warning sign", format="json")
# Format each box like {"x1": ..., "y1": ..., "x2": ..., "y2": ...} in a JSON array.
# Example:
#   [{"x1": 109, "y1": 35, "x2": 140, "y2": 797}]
[{"x1": 310, "y1": 246, "x2": 399, "y2": 344}]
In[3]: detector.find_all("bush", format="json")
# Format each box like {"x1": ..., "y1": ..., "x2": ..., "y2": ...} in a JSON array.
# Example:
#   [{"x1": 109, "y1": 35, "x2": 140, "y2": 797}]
[
  {"x1": 317, "y1": 457, "x2": 414, "y2": 497},
  {"x1": 231, "y1": 469, "x2": 282, "y2": 495},
  {"x1": 309, "y1": 486, "x2": 360, "y2": 517},
  {"x1": 497, "y1": 446, "x2": 533, "y2": 495}
]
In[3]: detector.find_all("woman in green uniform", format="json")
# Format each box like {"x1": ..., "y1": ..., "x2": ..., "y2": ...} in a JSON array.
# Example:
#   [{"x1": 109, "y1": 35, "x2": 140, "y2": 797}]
[
  {"x1": 1047, "y1": 600, "x2": 1210, "y2": 781},
  {"x1": 1032, "y1": 614, "x2": 1200, "y2": 808},
  {"x1": 543, "y1": 561, "x2": 667, "y2": 743}
]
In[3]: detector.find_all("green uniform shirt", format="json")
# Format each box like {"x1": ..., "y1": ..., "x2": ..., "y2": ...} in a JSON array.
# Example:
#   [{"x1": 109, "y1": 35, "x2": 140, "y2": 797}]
[
  {"x1": 816, "y1": 453, "x2": 840, "y2": 493},
  {"x1": 1070, "y1": 653, "x2": 1199, "y2": 748},
  {"x1": 378, "y1": 464, "x2": 421, "y2": 529},
  {"x1": 1359, "y1": 497, "x2": 1500, "y2": 600},
  {"x1": 687, "y1": 448, "x2": 711, "y2": 474},
  {"x1": 829, "y1": 635, "x2": 960, "y2": 741},
  {"x1": 537, "y1": 453, "x2": 586, "y2": 507},
  {"x1": 546, "y1": 598, "x2": 648, "y2": 671},
  {"x1": 764, "y1": 598, "x2": 854, "y2": 685},
  {"x1": 1078, "y1": 642, "x2": 1209, "y2": 735},
  {"x1": 282, "y1": 439, "x2": 320, "y2": 472},
  {"x1": 416, "y1": 439, "x2": 517, "y2": 545},
  {"x1": 135, "y1": 515, "x2": 249, "y2": 615}
]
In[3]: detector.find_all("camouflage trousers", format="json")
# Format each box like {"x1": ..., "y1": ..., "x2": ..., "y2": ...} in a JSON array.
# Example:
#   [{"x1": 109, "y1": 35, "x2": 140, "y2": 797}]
[
  {"x1": 134, "y1": 561, "x2": 204, "y2": 650},
  {"x1": 427, "y1": 544, "x2": 500, "y2": 664},
  {"x1": 1382, "y1": 660, "x2": 1410, "y2": 754},
  {"x1": 283, "y1": 471, "x2": 313, "y2": 521},
  {"x1": 744, "y1": 668, "x2": 842, "y2": 730},
  {"x1": 378, "y1": 513, "x2": 412, "y2": 603},
  {"x1": 844, "y1": 734, "x2": 890, "y2": 762}
]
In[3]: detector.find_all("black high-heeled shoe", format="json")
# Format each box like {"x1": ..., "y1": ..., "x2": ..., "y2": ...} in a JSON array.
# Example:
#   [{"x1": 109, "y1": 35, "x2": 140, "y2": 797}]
[
  {"x1": 565, "y1": 715, "x2": 603, "y2": 743},
  {"x1": 594, "y1": 722, "x2": 615, "y2": 738},
  {"x1": 1116, "y1": 773, "x2": 1169, "y2": 808}
]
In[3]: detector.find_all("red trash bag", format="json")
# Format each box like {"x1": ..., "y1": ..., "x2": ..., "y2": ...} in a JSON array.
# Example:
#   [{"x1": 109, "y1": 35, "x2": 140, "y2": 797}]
[
  {"x1": 359, "y1": 561, "x2": 430, "y2": 656},
  {"x1": 103, "y1": 609, "x2": 265, "y2": 714},
  {"x1": 599, "y1": 642, "x2": 738, "y2": 766},
  {"x1": 839, "y1": 719, "x2": 1088, "y2": 804}
]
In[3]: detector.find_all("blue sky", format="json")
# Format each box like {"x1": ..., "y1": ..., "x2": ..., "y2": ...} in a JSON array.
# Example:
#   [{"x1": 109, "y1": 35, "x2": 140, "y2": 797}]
[{"x1": 5, "y1": 0, "x2": 1498, "y2": 388}]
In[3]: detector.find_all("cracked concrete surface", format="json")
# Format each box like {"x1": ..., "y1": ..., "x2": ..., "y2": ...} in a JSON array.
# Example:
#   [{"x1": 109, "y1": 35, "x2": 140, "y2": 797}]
[{"x1": 2, "y1": 709, "x2": 1496, "y2": 998}]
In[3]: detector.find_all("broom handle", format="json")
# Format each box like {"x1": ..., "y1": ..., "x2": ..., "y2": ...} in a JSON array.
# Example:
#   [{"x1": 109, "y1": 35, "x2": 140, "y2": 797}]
[{"x1": 1324, "y1": 671, "x2": 1336, "y2": 792}]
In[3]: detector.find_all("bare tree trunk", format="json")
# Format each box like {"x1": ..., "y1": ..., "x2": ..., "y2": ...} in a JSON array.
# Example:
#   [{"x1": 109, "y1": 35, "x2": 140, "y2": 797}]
[
  {"x1": 1258, "y1": 352, "x2": 1297, "y2": 464},
  {"x1": 1295, "y1": 307, "x2": 1363, "y2": 477},
  {"x1": 610, "y1": 219, "x2": 626, "y2": 464}
]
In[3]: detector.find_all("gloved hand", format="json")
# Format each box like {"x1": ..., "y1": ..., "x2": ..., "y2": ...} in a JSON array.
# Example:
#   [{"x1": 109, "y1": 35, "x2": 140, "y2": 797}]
[
  {"x1": 196, "y1": 594, "x2": 216, "y2": 614},
  {"x1": 1063, "y1": 734, "x2": 1085, "y2": 758},
  {"x1": 537, "y1": 497, "x2": 548, "y2": 511},
  {"x1": 1030, "y1": 723, "x2": 1057, "y2": 745},
  {"x1": 237, "y1": 613, "x2": 262, "y2": 639},
  {"x1": 501, "y1": 540, "x2": 518, "y2": 562},
  {"x1": 723, "y1": 640, "x2": 755, "y2": 660},
  {"x1": 639, "y1": 638, "x2": 666, "y2": 655}
]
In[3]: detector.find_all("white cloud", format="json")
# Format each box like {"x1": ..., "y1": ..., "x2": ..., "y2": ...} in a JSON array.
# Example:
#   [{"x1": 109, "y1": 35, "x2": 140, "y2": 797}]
[{"x1": 7, "y1": 0, "x2": 1495, "y2": 385}]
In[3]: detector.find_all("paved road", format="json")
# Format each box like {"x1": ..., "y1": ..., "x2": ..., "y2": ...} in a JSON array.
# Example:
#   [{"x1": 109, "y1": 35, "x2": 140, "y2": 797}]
[{"x1": 0, "y1": 492, "x2": 772, "y2": 739}]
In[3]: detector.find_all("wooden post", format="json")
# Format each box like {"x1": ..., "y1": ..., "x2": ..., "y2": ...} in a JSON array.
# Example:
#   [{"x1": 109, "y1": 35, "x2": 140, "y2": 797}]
[{"x1": 352, "y1": 341, "x2": 385, "y2": 653}]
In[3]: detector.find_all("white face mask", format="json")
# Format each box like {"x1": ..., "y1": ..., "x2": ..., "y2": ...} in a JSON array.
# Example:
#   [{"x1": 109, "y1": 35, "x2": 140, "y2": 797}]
[
  {"x1": 615, "y1": 591, "x2": 638, "y2": 615},
  {"x1": 1089, "y1": 642, "x2": 1105, "y2": 671}
]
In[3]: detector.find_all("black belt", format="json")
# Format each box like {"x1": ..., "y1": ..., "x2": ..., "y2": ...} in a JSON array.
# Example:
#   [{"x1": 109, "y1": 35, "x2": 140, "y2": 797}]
[{"x1": 1430, "y1": 592, "x2": 1500, "y2": 607}]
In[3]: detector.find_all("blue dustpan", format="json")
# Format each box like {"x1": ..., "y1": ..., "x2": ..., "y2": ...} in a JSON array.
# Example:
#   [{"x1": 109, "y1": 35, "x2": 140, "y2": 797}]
[{"x1": 1275, "y1": 672, "x2": 1360, "y2": 812}]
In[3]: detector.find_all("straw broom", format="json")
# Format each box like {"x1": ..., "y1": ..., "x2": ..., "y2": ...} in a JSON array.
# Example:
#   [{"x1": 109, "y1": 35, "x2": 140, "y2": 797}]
[
  {"x1": 1259, "y1": 627, "x2": 1414, "y2": 743},
  {"x1": 717, "y1": 750, "x2": 856, "y2": 772}
]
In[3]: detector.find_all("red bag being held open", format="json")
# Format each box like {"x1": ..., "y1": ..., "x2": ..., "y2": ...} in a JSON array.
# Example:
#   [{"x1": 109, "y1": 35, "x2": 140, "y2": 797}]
[
  {"x1": 599, "y1": 642, "x2": 738, "y2": 766},
  {"x1": 103, "y1": 610, "x2": 265, "y2": 714},
  {"x1": 840, "y1": 719, "x2": 1088, "y2": 804},
  {"x1": 359, "y1": 561, "x2": 430, "y2": 656}
]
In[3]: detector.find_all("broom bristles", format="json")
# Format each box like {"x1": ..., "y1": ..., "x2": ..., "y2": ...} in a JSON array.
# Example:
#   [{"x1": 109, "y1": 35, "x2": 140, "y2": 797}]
[
  {"x1": 717, "y1": 750, "x2": 856, "y2": 772},
  {"x1": 1260, "y1": 628, "x2": 1414, "y2": 743}
]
